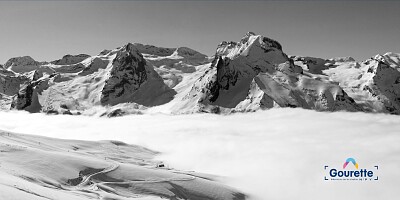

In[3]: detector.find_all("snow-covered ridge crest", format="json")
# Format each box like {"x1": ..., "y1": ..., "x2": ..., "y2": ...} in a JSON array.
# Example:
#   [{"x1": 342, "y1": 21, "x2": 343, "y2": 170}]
[
  {"x1": 100, "y1": 42, "x2": 176, "y2": 107},
  {"x1": 0, "y1": 32, "x2": 399, "y2": 115},
  {"x1": 372, "y1": 52, "x2": 400, "y2": 69},
  {"x1": 175, "y1": 32, "x2": 360, "y2": 114},
  {"x1": 216, "y1": 31, "x2": 283, "y2": 59}
]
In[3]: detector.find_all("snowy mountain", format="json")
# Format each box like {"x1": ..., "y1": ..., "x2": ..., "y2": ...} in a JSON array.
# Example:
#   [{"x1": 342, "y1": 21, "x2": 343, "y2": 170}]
[
  {"x1": 0, "y1": 129, "x2": 246, "y2": 200},
  {"x1": 3, "y1": 56, "x2": 43, "y2": 74},
  {"x1": 164, "y1": 32, "x2": 361, "y2": 113},
  {"x1": 292, "y1": 52, "x2": 400, "y2": 114},
  {"x1": 324, "y1": 53, "x2": 400, "y2": 114},
  {"x1": 0, "y1": 33, "x2": 399, "y2": 116}
]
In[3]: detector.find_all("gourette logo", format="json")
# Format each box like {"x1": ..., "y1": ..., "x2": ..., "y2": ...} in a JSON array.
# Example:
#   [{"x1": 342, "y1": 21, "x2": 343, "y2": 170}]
[{"x1": 324, "y1": 158, "x2": 379, "y2": 181}]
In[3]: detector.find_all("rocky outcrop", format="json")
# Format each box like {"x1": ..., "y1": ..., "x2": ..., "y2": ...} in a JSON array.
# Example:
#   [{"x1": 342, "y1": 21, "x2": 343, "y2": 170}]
[
  {"x1": 180, "y1": 32, "x2": 360, "y2": 113},
  {"x1": 138, "y1": 45, "x2": 209, "y2": 88},
  {"x1": 132, "y1": 43, "x2": 176, "y2": 57},
  {"x1": 100, "y1": 43, "x2": 175, "y2": 106},
  {"x1": 51, "y1": 54, "x2": 90, "y2": 65},
  {"x1": 372, "y1": 52, "x2": 400, "y2": 69},
  {"x1": 360, "y1": 56, "x2": 400, "y2": 114},
  {"x1": 0, "y1": 74, "x2": 28, "y2": 96},
  {"x1": 4, "y1": 56, "x2": 41, "y2": 74},
  {"x1": 78, "y1": 57, "x2": 109, "y2": 76},
  {"x1": 203, "y1": 32, "x2": 289, "y2": 106},
  {"x1": 322, "y1": 53, "x2": 400, "y2": 114},
  {"x1": 254, "y1": 62, "x2": 361, "y2": 112},
  {"x1": 329, "y1": 56, "x2": 355, "y2": 63},
  {"x1": 11, "y1": 77, "x2": 50, "y2": 112},
  {"x1": 0, "y1": 33, "x2": 399, "y2": 116}
]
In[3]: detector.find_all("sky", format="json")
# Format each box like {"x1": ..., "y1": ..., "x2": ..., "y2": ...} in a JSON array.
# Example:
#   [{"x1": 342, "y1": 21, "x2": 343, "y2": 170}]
[{"x1": 0, "y1": 0, "x2": 399, "y2": 63}]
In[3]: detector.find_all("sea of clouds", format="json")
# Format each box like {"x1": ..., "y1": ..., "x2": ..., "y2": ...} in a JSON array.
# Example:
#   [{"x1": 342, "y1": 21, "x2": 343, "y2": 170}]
[{"x1": 0, "y1": 108, "x2": 399, "y2": 200}]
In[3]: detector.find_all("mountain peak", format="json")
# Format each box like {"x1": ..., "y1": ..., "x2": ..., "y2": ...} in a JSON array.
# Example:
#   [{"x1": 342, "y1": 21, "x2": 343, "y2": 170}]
[
  {"x1": 122, "y1": 42, "x2": 136, "y2": 51},
  {"x1": 113, "y1": 43, "x2": 145, "y2": 60},
  {"x1": 50, "y1": 54, "x2": 90, "y2": 65},
  {"x1": 239, "y1": 32, "x2": 257, "y2": 43},
  {"x1": 3, "y1": 56, "x2": 41, "y2": 74},
  {"x1": 0, "y1": 34, "x2": 399, "y2": 116},
  {"x1": 246, "y1": 31, "x2": 256, "y2": 36},
  {"x1": 216, "y1": 32, "x2": 284, "y2": 59},
  {"x1": 4, "y1": 56, "x2": 37, "y2": 67}
]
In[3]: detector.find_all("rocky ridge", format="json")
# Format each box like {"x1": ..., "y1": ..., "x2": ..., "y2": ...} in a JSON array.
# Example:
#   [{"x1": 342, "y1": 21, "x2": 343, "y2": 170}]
[{"x1": 0, "y1": 33, "x2": 399, "y2": 116}]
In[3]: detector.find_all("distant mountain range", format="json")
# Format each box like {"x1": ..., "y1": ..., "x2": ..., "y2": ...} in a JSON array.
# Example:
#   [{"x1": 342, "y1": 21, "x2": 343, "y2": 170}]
[{"x1": 1, "y1": 32, "x2": 399, "y2": 116}]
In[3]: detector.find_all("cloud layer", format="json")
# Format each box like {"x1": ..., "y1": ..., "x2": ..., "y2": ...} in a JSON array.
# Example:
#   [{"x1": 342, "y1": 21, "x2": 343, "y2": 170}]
[{"x1": 0, "y1": 109, "x2": 399, "y2": 200}]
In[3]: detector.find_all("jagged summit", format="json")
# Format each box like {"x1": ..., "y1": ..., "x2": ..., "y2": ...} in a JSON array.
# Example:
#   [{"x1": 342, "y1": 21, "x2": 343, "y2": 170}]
[
  {"x1": 117, "y1": 42, "x2": 146, "y2": 59},
  {"x1": 216, "y1": 32, "x2": 283, "y2": 60},
  {"x1": 0, "y1": 33, "x2": 399, "y2": 116},
  {"x1": 371, "y1": 52, "x2": 400, "y2": 68},
  {"x1": 175, "y1": 32, "x2": 359, "y2": 114}
]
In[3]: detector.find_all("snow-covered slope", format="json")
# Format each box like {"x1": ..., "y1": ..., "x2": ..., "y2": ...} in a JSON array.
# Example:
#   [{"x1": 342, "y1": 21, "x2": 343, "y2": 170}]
[
  {"x1": 6, "y1": 43, "x2": 176, "y2": 114},
  {"x1": 100, "y1": 43, "x2": 176, "y2": 106},
  {"x1": 0, "y1": 130, "x2": 245, "y2": 200},
  {"x1": 136, "y1": 43, "x2": 209, "y2": 89},
  {"x1": 0, "y1": 33, "x2": 399, "y2": 115},
  {"x1": 323, "y1": 53, "x2": 400, "y2": 114},
  {"x1": 374, "y1": 52, "x2": 400, "y2": 69},
  {"x1": 1, "y1": 109, "x2": 400, "y2": 200},
  {"x1": 292, "y1": 53, "x2": 400, "y2": 114},
  {"x1": 162, "y1": 32, "x2": 361, "y2": 114}
]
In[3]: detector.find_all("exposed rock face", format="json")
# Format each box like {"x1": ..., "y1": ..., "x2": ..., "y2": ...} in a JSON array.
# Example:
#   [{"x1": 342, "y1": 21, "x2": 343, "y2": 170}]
[
  {"x1": 180, "y1": 32, "x2": 360, "y2": 113},
  {"x1": 100, "y1": 43, "x2": 175, "y2": 106},
  {"x1": 78, "y1": 57, "x2": 109, "y2": 76},
  {"x1": 373, "y1": 52, "x2": 400, "y2": 69},
  {"x1": 132, "y1": 43, "x2": 176, "y2": 57},
  {"x1": 254, "y1": 63, "x2": 361, "y2": 112},
  {"x1": 323, "y1": 53, "x2": 400, "y2": 114},
  {"x1": 11, "y1": 77, "x2": 50, "y2": 112},
  {"x1": 203, "y1": 32, "x2": 289, "y2": 107},
  {"x1": 329, "y1": 56, "x2": 355, "y2": 63},
  {"x1": 4, "y1": 56, "x2": 41, "y2": 74},
  {"x1": 292, "y1": 56, "x2": 332, "y2": 74},
  {"x1": 358, "y1": 56, "x2": 400, "y2": 114},
  {"x1": 0, "y1": 33, "x2": 399, "y2": 115},
  {"x1": 51, "y1": 54, "x2": 90, "y2": 65},
  {"x1": 0, "y1": 72, "x2": 29, "y2": 109},
  {"x1": 0, "y1": 74, "x2": 27, "y2": 96},
  {"x1": 101, "y1": 44, "x2": 148, "y2": 105}
]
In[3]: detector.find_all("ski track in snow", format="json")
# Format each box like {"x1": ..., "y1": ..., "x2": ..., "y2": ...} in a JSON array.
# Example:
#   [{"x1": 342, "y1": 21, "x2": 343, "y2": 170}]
[{"x1": 0, "y1": 109, "x2": 399, "y2": 200}]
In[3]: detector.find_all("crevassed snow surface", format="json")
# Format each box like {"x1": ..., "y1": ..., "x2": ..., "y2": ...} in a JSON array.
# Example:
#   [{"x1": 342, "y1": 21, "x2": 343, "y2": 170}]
[{"x1": 0, "y1": 109, "x2": 399, "y2": 200}]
